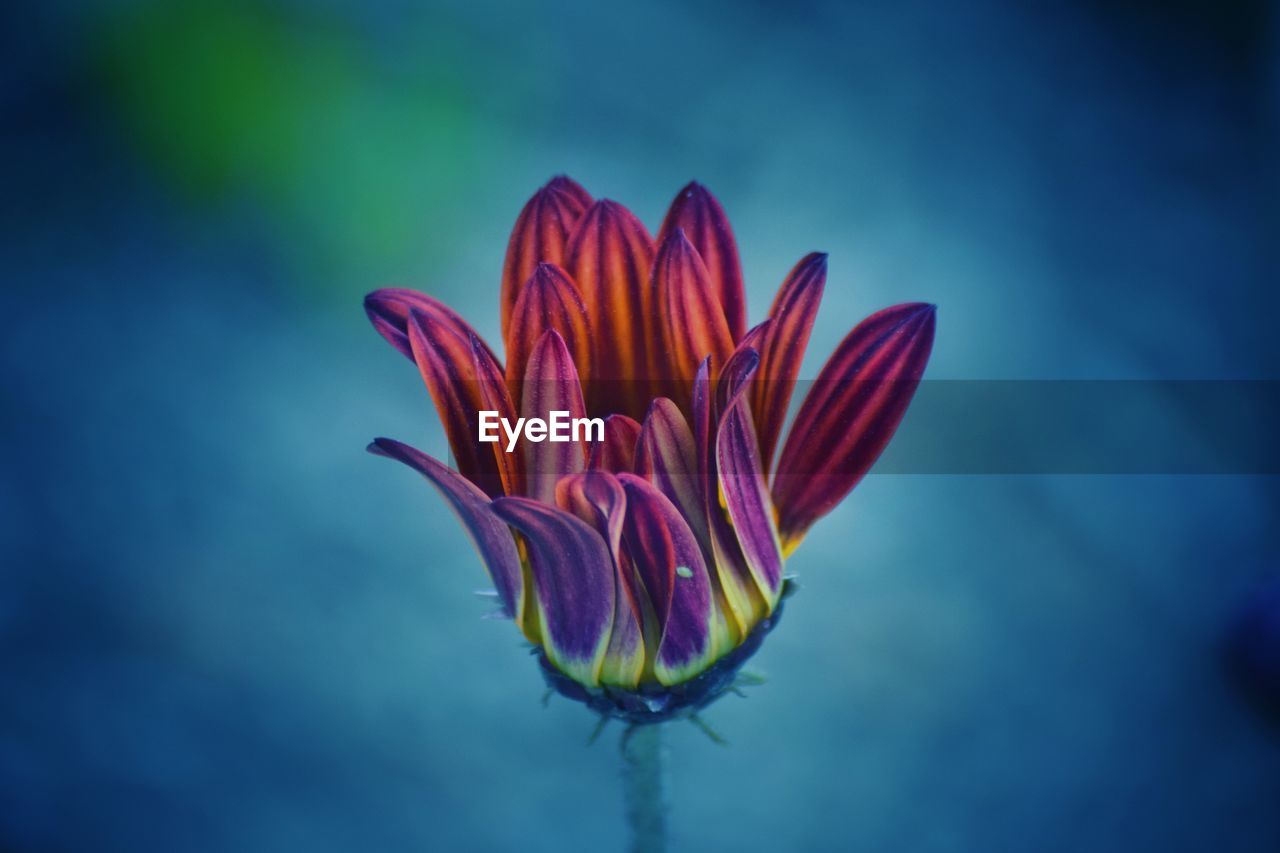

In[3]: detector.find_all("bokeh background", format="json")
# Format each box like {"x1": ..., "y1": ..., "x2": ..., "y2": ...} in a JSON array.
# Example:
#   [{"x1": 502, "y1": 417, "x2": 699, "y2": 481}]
[{"x1": 3, "y1": 1, "x2": 1278, "y2": 850}]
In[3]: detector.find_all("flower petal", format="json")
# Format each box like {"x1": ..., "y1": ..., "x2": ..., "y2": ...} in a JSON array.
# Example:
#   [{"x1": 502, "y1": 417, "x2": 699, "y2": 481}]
[
  {"x1": 751, "y1": 253, "x2": 826, "y2": 475},
  {"x1": 505, "y1": 262, "x2": 592, "y2": 405},
  {"x1": 717, "y1": 390, "x2": 785, "y2": 610},
  {"x1": 586, "y1": 414, "x2": 642, "y2": 473},
  {"x1": 566, "y1": 200, "x2": 655, "y2": 419},
  {"x1": 407, "y1": 309, "x2": 505, "y2": 497},
  {"x1": 655, "y1": 228, "x2": 735, "y2": 408},
  {"x1": 634, "y1": 398, "x2": 705, "y2": 546},
  {"x1": 500, "y1": 180, "x2": 590, "y2": 340},
  {"x1": 546, "y1": 174, "x2": 593, "y2": 211},
  {"x1": 468, "y1": 332, "x2": 521, "y2": 496},
  {"x1": 694, "y1": 356, "x2": 767, "y2": 634},
  {"x1": 555, "y1": 471, "x2": 645, "y2": 687},
  {"x1": 635, "y1": 398, "x2": 742, "y2": 653},
  {"x1": 773, "y1": 302, "x2": 936, "y2": 549},
  {"x1": 657, "y1": 182, "x2": 747, "y2": 341},
  {"x1": 618, "y1": 474, "x2": 717, "y2": 686},
  {"x1": 368, "y1": 439, "x2": 523, "y2": 622},
  {"x1": 491, "y1": 497, "x2": 615, "y2": 687},
  {"x1": 717, "y1": 323, "x2": 767, "y2": 417},
  {"x1": 365, "y1": 288, "x2": 500, "y2": 367},
  {"x1": 521, "y1": 329, "x2": 588, "y2": 504}
]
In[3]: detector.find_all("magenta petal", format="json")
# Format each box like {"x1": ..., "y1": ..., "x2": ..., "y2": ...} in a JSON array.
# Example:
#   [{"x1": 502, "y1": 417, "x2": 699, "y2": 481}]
[
  {"x1": 407, "y1": 309, "x2": 505, "y2": 497},
  {"x1": 491, "y1": 496, "x2": 615, "y2": 686},
  {"x1": 752, "y1": 253, "x2": 826, "y2": 475},
  {"x1": 773, "y1": 302, "x2": 936, "y2": 547},
  {"x1": 469, "y1": 332, "x2": 521, "y2": 496},
  {"x1": 618, "y1": 474, "x2": 716, "y2": 685},
  {"x1": 586, "y1": 414, "x2": 642, "y2": 474},
  {"x1": 365, "y1": 288, "x2": 499, "y2": 367},
  {"x1": 368, "y1": 438, "x2": 522, "y2": 619},
  {"x1": 555, "y1": 470, "x2": 627, "y2": 558},
  {"x1": 521, "y1": 329, "x2": 588, "y2": 503}
]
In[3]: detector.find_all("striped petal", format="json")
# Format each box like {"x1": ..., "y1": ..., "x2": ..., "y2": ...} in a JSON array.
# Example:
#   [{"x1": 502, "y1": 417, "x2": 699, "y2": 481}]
[
  {"x1": 752, "y1": 253, "x2": 826, "y2": 475},
  {"x1": 555, "y1": 471, "x2": 645, "y2": 687},
  {"x1": 657, "y1": 182, "x2": 746, "y2": 341},
  {"x1": 618, "y1": 474, "x2": 717, "y2": 686},
  {"x1": 586, "y1": 414, "x2": 641, "y2": 473},
  {"x1": 694, "y1": 356, "x2": 767, "y2": 634},
  {"x1": 368, "y1": 438, "x2": 523, "y2": 622},
  {"x1": 655, "y1": 228, "x2": 735, "y2": 407},
  {"x1": 505, "y1": 262, "x2": 592, "y2": 406},
  {"x1": 566, "y1": 200, "x2": 655, "y2": 419},
  {"x1": 546, "y1": 174, "x2": 593, "y2": 211},
  {"x1": 717, "y1": 386, "x2": 785, "y2": 610},
  {"x1": 365, "y1": 288, "x2": 500, "y2": 367},
  {"x1": 468, "y1": 332, "x2": 521, "y2": 496},
  {"x1": 635, "y1": 398, "x2": 705, "y2": 547},
  {"x1": 717, "y1": 322, "x2": 768, "y2": 417},
  {"x1": 521, "y1": 330, "x2": 588, "y2": 504},
  {"x1": 774, "y1": 303, "x2": 936, "y2": 550},
  {"x1": 635, "y1": 398, "x2": 740, "y2": 652},
  {"x1": 491, "y1": 497, "x2": 615, "y2": 686},
  {"x1": 407, "y1": 309, "x2": 504, "y2": 497},
  {"x1": 500, "y1": 180, "x2": 590, "y2": 340}
]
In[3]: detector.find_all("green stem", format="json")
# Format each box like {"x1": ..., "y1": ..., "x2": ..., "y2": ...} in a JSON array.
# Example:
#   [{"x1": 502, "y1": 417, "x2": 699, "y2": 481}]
[{"x1": 621, "y1": 724, "x2": 667, "y2": 853}]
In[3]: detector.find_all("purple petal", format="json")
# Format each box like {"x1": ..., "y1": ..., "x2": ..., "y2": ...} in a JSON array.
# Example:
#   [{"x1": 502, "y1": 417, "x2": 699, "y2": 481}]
[
  {"x1": 491, "y1": 496, "x2": 615, "y2": 686},
  {"x1": 555, "y1": 471, "x2": 644, "y2": 686},
  {"x1": 368, "y1": 439, "x2": 522, "y2": 620},
  {"x1": 618, "y1": 474, "x2": 717, "y2": 685},
  {"x1": 693, "y1": 356, "x2": 767, "y2": 635},
  {"x1": 635, "y1": 397, "x2": 706, "y2": 550},
  {"x1": 717, "y1": 394, "x2": 785, "y2": 609},
  {"x1": 365, "y1": 288, "x2": 499, "y2": 367}
]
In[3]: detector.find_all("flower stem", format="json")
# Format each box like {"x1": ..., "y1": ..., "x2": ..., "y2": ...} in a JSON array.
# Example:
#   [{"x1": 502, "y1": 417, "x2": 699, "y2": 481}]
[{"x1": 621, "y1": 723, "x2": 666, "y2": 853}]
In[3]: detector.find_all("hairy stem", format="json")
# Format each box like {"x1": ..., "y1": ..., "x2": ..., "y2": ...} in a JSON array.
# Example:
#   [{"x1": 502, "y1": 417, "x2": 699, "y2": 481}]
[{"x1": 621, "y1": 724, "x2": 666, "y2": 853}]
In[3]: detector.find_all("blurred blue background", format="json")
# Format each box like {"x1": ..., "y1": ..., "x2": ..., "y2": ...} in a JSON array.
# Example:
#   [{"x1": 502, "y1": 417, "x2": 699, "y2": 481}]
[{"x1": 3, "y1": 1, "x2": 1278, "y2": 850}]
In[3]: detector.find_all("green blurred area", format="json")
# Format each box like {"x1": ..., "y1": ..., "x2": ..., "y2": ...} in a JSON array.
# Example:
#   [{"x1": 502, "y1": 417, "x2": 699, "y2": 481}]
[{"x1": 94, "y1": 0, "x2": 498, "y2": 291}]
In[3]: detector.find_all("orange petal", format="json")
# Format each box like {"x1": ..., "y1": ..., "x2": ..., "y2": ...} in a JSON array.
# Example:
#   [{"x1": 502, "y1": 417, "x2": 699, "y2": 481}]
[
  {"x1": 521, "y1": 330, "x2": 589, "y2": 504},
  {"x1": 657, "y1": 182, "x2": 746, "y2": 341},
  {"x1": 505, "y1": 262, "x2": 592, "y2": 407},
  {"x1": 655, "y1": 228, "x2": 734, "y2": 409},
  {"x1": 500, "y1": 179, "x2": 590, "y2": 341},
  {"x1": 566, "y1": 200, "x2": 655, "y2": 419},
  {"x1": 406, "y1": 310, "x2": 505, "y2": 497}
]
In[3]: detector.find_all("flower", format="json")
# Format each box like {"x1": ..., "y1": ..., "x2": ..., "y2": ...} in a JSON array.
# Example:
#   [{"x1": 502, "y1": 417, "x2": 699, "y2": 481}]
[{"x1": 366, "y1": 176, "x2": 935, "y2": 721}]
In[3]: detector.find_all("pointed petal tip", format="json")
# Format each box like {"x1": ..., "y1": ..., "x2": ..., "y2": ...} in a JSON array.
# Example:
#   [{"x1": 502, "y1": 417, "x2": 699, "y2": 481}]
[
  {"x1": 678, "y1": 180, "x2": 706, "y2": 196},
  {"x1": 898, "y1": 301, "x2": 938, "y2": 336},
  {"x1": 532, "y1": 260, "x2": 560, "y2": 277}
]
